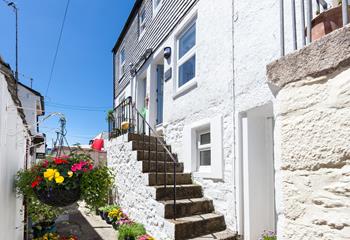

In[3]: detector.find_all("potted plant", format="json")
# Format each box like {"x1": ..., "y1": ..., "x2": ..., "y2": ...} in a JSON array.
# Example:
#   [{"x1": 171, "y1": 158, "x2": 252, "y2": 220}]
[
  {"x1": 137, "y1": 235, "x2": 155, "y2": 240},
  {"x1": 118, "y1": 223, "x2": 146, "y2": 240},
  {"x1": 259, "y1": 230, "x2": 277, "y2": 240},
  {"x1": 16, "y1": 153, "x2": 114, "y2": 209},
  {"x1": 98, "y1": 204, "x2": 120, "y2": 220},
  {"x1": 29, "y1": 198, "x2": 63, "y2": 238},
  {"x1": 311, "y1": 0, "x2": 350, "y2": 41}
]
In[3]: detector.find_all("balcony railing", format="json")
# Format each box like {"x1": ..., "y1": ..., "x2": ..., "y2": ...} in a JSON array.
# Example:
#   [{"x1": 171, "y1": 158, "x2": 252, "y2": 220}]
[{"x1": 280, "y1": 0, "x2": 349, "y2": 56}]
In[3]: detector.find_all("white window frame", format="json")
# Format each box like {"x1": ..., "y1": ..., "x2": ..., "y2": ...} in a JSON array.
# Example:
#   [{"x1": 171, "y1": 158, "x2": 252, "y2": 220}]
[
  {"x1": 139, "y1": 7, "x2": 147, "y2": 39},
  {"x1": 197, "y1": 130, "x2": 211, "y2": 173},
  {"x1": 176, "y1": 20, "x2": 197, "y2": 91},
  {"x1": 119, "y1": 47, "x2": 126, "y2": 80},
  {"x1": 152, "y1": 0, "x2": 162, "y2": 17}
]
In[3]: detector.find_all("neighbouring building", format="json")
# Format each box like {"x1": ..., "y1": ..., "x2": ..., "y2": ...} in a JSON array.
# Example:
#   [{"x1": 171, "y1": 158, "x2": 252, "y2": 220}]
[
  {"x1": 107, "y1": 0, "x2": 349, "y2": 239},
  {"x1": 0, "y1": 56, "x2": 45, "y2": 239}
]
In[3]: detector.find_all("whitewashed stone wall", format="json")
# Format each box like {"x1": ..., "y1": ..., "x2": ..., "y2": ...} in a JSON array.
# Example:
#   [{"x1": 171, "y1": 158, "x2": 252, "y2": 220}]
[
  {"x1": 106, "y1": 138, "x2": 173, "y2": 240},
  {"x1": 267, "y1": 26, "x2": 350, "y2": 240}
]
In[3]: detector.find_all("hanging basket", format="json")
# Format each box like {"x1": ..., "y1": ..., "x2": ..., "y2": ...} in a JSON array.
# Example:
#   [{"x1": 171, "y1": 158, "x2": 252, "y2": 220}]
[{"x1": 34, "y1": 186, "x2": 81, "y2": 207}]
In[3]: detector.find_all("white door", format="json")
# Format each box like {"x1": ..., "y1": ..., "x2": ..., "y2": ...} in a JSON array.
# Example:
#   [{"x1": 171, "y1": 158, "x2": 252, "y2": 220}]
[{"x1": 240, "y1": 104, "x2": 276, "y2": 240}]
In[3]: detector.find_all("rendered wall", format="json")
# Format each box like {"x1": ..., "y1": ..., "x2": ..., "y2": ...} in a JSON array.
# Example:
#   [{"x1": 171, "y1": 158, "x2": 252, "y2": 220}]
[
  {"x1": 267, "y1": 26, "x2": 350, "y2": 240},
  {"x1": 0, "y1": 73, "x2": 28, "y2": 240}
]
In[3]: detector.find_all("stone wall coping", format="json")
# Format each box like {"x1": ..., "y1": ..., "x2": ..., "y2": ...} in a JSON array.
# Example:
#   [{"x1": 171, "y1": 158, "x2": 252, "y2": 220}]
[{"x1": 267, "y1": 24, "x2": 350, "y2": 91}]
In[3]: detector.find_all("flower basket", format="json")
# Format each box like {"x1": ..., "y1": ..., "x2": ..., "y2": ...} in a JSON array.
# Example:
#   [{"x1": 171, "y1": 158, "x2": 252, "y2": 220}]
[
  {"x1": 32, "y1": 222, "x2": 56, "y2": 238},
  {"x1": 34, "y1": 187, "x2": 81, "y2": 207}
]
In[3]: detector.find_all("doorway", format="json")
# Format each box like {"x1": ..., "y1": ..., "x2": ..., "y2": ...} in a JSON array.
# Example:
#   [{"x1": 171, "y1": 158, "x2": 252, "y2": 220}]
[
  {"x1": 156, "y1": 64, "x2": 164, "y2": 125},
  {"x1": 239, "y1": 103, "x2": 276, "y2": 240}
]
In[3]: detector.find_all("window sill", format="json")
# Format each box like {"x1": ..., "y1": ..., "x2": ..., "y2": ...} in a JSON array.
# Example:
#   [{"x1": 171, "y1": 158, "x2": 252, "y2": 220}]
[{"x1": 173, "y1": 80, "x2": 197, "y2": 100}]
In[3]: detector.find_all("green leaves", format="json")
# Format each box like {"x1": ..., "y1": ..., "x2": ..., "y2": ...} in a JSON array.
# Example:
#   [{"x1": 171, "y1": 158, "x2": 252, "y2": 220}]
[{"x1": 118, "y1": 223, "x2": 146, "y2": 240}]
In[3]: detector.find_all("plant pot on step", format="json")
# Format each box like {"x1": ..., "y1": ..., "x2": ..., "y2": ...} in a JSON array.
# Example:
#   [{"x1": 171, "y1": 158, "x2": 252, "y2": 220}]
[
  {"x1": 105, "y1": 217, "x2": 113, "y2": 225},
  {"x1": 32, "y1": 222, "x2": 56, "y2": 238},
  {"x1": 311, "y1": 5, "x2": 350, "y2": 41},
  {"x1": 34, "y1": 187, "x2": 81, "y2": 207},
  {"x1": 125, "y1": 237, "x2": 135, "y2": 240}
]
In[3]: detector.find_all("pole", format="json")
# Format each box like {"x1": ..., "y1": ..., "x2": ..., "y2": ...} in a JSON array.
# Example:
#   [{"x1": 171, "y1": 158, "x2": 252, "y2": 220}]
[{"x1": 7, "y1": 2, "x2": 18, "y2": 84}]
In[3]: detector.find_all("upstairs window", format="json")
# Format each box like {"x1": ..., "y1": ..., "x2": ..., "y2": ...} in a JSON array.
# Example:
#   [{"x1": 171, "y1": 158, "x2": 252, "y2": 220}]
[
  {"x1": 153, "y1": 0, "x2": 162, "y2": 16},
  {"x1": 139, "y1": 7, "x2": 146, "y2": 37},
  {"x1": 177, "y1": 21, "x2": 196, "y2": 88},
  {"x1": 119, "y1": 48, "x2": 126, "y2": 79}
]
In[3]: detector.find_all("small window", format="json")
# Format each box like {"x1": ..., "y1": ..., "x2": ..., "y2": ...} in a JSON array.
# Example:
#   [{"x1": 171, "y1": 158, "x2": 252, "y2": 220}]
[
  {"x1": 119, "y1": 48, "x2": 126, "y2": 78},
  {"x1": 153, "y1": 0, "x2": 162, "y2": 15},
  {"x1": 139, "y1": 7, "x2": 146, "y2": 36},
  {"x1": 177, "y1": 21, "x2": 196, "y2": 88},
  {"x1": 197, "y1": 131, "x2": 211, "y2": 172}
]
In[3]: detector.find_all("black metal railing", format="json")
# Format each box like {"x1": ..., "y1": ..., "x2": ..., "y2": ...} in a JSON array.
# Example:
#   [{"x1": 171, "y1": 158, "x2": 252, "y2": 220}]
[
  {"x1": 280, "y1": 0, "x2": 349, "y2": 56},
  {"x1": 109, "y1": 97, "x2": 178, "y2": 219}
]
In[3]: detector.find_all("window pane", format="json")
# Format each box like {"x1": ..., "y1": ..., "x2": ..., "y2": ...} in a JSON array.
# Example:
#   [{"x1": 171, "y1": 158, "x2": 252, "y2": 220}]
[
  {"x1": 120, "y1": 49, "x2": 125, "y2": 63},
  {"x1": 200, "y1": 150, "x2": 211, "y2": 166},
  {"x1": 179, "y1": 23, "x2": 196, "y2": 59},
  {"x1": 178, "y1": 55, "x2": 196, "y2": 87},
  {"x1": 154, "y1": 0, "x2": 161, "y2": 8},
  {"x1": 200, "y1": 133, "x2": 210, "y2": 145},
  {"x1": 140, "y1": 9, "x2": 146, "y2": 22}
]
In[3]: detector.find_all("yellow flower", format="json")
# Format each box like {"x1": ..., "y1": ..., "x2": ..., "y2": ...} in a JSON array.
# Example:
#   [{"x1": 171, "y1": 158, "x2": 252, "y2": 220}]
[
  {"x1": 43, "y1": 169, "x2": 57, "y2": 181},
  {"x1": 55, "y1": 175, "x2": 64, "y2": 184},
  {"x1": 68, "y1": 171, "x2": 73, "y2": 177}
]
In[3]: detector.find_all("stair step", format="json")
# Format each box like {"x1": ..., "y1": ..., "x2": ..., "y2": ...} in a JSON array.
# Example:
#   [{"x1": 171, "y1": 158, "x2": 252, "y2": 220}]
[
  {"x1": 154, "y1": 184, "x2": 203, "y2": 201},
  {"x1": 148, "y1": 173, "x2": 192, "y2": 186},
  {"x1": 169, "y1": 213, "x2": 227, "y2": 240},
  {"x1": 128, "y1": 133, "x2": 165, "y2": 144},
  {"x1": 142, "y1": 161, "x2": 184, "y2": 173},
  {"x1": 162, "y1": 198, "x2": 214, "y2": 219},
  {"x1": 136, "y1": 150, "x2": 177, "y2": 162},
  {"x1": 189, "y1": 229, "x2": 237, "y2": 240},
  {"x1": 131, "y1": 141, "x2": 171, "y2": 152}
]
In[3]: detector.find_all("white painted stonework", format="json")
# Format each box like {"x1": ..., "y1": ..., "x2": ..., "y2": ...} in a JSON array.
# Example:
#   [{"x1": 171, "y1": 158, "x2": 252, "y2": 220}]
[
  {"x1": 274, "y1": 69, "x2": 350, "y2": 239},
  {"x1": 0, "y1": 73, "x2": 29, "y2": 240}
]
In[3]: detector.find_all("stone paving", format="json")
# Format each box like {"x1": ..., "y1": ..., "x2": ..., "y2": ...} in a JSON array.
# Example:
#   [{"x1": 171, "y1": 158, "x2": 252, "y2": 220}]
[{"x1": 56, "y1": 203, "x2": 117, "y2": 240}]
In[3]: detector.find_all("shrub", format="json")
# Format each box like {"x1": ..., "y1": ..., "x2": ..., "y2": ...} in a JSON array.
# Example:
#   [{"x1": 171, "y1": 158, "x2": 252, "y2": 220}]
[{"x1": 118, "y1": 223, "x2": 146, "y2": 240}]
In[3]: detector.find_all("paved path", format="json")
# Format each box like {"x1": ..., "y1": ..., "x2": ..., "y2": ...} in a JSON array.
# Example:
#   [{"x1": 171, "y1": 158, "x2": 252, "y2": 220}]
[{"x1": 56, "y1": 203, "x2": 117, "y2": 240}]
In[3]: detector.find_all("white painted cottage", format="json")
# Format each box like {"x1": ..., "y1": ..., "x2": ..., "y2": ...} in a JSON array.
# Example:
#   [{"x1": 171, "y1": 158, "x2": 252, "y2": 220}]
[{"x1": 108, "y1": 0, "x2": 349, "y2": 239}]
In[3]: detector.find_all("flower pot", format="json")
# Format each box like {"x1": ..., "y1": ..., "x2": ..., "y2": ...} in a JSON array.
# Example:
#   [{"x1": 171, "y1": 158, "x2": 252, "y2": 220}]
[
  {"x1": 311, "y1": 6, "x2": 350, "y2": 41},
  {"x1": 112, "y1": 221, "x2": 120, "y2": 230},
  {"x1": 105, "y1": 217, "x2": 113, "y2": 225},
  {"x1": 102, "y1": 211, "x2": 109, "y2": 220},
  {"x1": 32, "y1": 222, "x2": 56, "y2": 238},
  {"x1": 125, "y1": 237, "x2": 135, "y2": 240},
  {"x1": 34, "y1": 187, "x2": 81, "y2": 207}
]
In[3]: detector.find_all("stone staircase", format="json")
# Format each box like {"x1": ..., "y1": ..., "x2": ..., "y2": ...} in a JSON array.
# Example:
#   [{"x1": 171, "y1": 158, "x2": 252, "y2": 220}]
[{"x1": 127, "y1": 133, "x2": 237, "y2": 240}]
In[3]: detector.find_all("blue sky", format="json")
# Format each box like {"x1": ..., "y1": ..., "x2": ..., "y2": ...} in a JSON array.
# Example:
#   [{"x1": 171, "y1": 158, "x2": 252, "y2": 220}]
[{"x1": 0, "y1": 0, "x2": 134, "y2": 146}]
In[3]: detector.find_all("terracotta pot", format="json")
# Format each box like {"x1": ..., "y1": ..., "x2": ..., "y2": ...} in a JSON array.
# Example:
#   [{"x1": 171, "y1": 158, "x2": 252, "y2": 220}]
[{"x1": 311, "y1": 6, "x2": 350, "y2": 41}]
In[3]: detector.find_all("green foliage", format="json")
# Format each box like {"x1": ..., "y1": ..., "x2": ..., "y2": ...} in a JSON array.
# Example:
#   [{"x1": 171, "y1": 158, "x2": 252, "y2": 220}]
[
  {"x1": 106, "y1": 109, "x2": 115, "y2": 121},
  {"x1": 15, "y1": 169, "x2": 36, "y2": 199},
  {"x1": 81, "y1": 166, "x2": 114, "y2": 209},
  {"x1": 98, "y1": 204, "x2": 120, "y2": 212},
  {"x1": 118, "y1": 223, "x2": 146, "y2": 240},
  {"x1": 28, "y1": 198, "x2": 63, "y2": 223}
]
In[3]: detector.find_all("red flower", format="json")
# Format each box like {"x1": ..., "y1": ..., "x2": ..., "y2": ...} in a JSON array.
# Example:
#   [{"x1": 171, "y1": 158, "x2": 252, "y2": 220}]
[
  {"x1": 31, "y1": 176, "x2": 42, "y2": 188},
  {"x1": 88, "y1": 164, "x2": 93, "y2": 170},
  {"x1": 54, "y1": 157, "x2": 68, "y2": 165},
  {"x1": 42, "y1": 160, "x2": 49, "y2": 168}
]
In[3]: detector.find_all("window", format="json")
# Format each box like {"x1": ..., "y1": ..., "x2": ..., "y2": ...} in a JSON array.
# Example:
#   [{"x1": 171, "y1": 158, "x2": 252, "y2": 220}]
[
  {"x1": 197, "y1": 131, "x2": 211, "y2": 172},
  {"x1": 153, "y1": 0, "x2": 162, "y2": 15},
  {"x1": 119, "y1": 48, "x2": 126, "y2": 78},
  {"x1": 139, "y1": 7, "x2": 146, "y2": 36},
  {"x1": 177, "y1": 21, "x2": 196, "y2": 88}
]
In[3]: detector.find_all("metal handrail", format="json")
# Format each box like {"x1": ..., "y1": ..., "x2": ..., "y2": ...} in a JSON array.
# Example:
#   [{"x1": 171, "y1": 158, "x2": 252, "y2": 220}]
[{"x1": 109, "y1": 96, "x2": 178, "y2": 219}]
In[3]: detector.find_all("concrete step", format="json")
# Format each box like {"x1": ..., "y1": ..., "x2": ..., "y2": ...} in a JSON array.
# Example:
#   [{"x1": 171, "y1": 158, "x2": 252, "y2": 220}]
[
  {"x1": 142, "y1": 161, "x2": 184, "y2": 173},
  {"x1": 154, "y1": 184, "x2": 203, "y2": 201},
  {"x1": 127, "y1": 133, "x2": 165, "y2": 144},
  {"x1": 169, "y1": 213, "x2": 227, "y2": 240},
  {"x1": 162, "y1": 198, "x2": 214, "y2": 219},
  {"x1": 131, "y1": 140, "x2": 171, "y2": 152},
  {"x1": 136, "y1": 150, "x2": 177, "y2": 162},
  {"x1": 189, "y1": 229, "x2": 237, "y2": 240},
  {"x1": 147, "y1": 173, "x2": 193, "y2": 186}
]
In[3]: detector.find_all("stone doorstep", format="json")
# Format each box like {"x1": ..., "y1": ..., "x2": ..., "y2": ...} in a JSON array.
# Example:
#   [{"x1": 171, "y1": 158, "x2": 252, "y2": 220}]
[
  {"x1": 146, "y1": 172, "x2": 193, "y2": 186},
  {"x1": 164, "y1": 213, "x2": 227, "y2": 240},
  {"x1": 160, "y1": 198, "x2": 215, "y2": 219},
  {"x1": 131, "y1": 140, "x2": 172, "y2": 152},
  {"x1": 136, "y1": 150, "x2": 178, "y2": 162},
  {"x1": 141, "y1": 161, "x2": 184, "y2": 173},
  {"x1": 152, "y1": 184, "x2": 203, "y2": 201}
]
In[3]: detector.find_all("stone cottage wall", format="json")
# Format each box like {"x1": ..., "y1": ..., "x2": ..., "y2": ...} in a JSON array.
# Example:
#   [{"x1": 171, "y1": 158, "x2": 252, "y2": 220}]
[
  {"x1": 106, "y1": 138, "x2": 172, "y2": 240},
  {"x1": 267, "y1": 26, "x2": 350, "y2": 240}
]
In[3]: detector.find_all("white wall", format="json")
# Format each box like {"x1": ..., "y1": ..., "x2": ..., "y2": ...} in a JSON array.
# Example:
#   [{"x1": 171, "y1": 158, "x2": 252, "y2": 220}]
[
  {"x1": 17, "y1": 85, "x2": 39, "y2": 135},
  {"x1": 0, "y1": 74, "x2": 29, "y2": 240}
]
